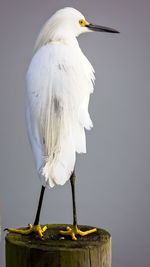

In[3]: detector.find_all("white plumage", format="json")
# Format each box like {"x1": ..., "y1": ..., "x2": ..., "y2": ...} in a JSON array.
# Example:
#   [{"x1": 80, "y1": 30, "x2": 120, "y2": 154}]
[
  {"x1": 6, "y1": 7, "x2": 119, "y2": 241},
  {"x1": 25, "y1": 7, "x2": 95, "y2": 188}
]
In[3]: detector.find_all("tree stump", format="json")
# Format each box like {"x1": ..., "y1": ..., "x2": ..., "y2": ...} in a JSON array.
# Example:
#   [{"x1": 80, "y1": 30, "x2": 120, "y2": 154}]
[{"x1": 5, "y1": 224, "x2": 111, "y2": 267}]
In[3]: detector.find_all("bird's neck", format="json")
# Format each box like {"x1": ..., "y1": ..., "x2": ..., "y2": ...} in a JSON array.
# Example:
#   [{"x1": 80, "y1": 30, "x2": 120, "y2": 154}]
[
  {"x1": 61, "y1": 36, "x2": 79, "y2": 48},
  {"x1": 34, "y1": 25, "x2": 80, "y2": 53},
  {"x1": 48, "y1": 34, "x2": 79, "y2": 48}
]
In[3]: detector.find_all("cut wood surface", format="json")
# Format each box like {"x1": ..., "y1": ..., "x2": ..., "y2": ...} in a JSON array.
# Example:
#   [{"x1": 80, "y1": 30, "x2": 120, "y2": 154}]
[{"x1": 5, "y1": 224, "x2": 111, "y2": 267}]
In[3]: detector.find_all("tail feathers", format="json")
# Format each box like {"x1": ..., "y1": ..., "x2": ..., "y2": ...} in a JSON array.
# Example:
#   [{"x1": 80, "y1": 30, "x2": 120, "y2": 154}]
[
  {"x1": 40, "y1": 135, "x2": 76, "y2": 188},
  {"x1": 41, "y1": 160, "x2": 73, "y2": 188}
]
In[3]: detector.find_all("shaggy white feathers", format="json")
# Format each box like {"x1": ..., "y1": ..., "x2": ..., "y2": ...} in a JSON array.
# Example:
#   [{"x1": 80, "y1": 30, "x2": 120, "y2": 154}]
[
  {"x1": 25, "y1": 8, "x2": 95, "y2": 188},
  {"x1": 34, "y1": 7, "x2": 90, "y2": 53}
]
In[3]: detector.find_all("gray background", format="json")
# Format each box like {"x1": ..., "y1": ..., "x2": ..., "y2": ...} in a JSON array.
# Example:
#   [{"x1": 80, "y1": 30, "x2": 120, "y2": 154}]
[{"x1": 0, "y1": 0, "x2": 150, "y2": 266}]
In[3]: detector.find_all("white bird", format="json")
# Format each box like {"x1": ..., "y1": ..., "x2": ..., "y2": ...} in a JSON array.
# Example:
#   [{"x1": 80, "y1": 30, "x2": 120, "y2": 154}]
[{"x1": 7, "y1": 7, "x2": 119, "y2": 240}]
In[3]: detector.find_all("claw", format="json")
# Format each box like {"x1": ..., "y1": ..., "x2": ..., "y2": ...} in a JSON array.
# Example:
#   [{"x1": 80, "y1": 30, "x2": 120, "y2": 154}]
[
  {"x1": 6, "y1": 224, "x2": 47, "y2": 240},
  {"x1": 60, "y1": 225, "x2": 97, "y2": 240}
]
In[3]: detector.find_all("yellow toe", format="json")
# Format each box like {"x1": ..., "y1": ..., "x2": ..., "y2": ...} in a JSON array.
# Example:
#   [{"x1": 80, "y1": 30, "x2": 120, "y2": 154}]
[
  {"x1": 7, "y1": 227, "x2": 32, "y2": 235},
  {"x1": 42, "y1": 226, "x2": 48, "y2": 232},
  {"x1": 77, "y1": 228, "x2": 97, "y2": 236}
]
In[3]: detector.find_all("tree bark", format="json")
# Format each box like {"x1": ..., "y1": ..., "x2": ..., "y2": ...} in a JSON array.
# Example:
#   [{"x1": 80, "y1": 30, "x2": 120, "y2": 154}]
[{"x1": 5, "y1": 224, "x2": 111, "y2": 267}]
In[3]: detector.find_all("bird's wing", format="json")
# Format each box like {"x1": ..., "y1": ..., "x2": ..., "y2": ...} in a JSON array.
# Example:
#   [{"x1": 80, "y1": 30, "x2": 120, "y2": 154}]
[{"x1": 25, "y1": 43, "x2": 94, "y2": 188}]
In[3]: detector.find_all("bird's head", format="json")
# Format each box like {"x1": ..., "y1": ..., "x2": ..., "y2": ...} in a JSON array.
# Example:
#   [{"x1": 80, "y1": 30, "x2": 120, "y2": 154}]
[{"x1": 34, "y1": 7, "x2": 119, "y2": 52}]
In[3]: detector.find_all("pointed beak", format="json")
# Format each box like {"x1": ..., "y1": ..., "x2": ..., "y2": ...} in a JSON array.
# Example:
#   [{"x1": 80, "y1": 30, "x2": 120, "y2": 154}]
[{"x1": 85, "y1": 23, "x2": 119, "y2": 33}]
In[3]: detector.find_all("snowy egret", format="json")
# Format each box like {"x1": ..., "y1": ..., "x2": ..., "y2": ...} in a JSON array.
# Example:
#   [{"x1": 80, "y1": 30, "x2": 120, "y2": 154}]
[{"x1": 7, "y1": 7, "x2": 119, "y2": 240}]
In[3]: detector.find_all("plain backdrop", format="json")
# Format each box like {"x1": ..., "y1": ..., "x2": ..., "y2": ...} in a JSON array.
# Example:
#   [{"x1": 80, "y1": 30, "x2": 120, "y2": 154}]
[{"x1": 0, "y1": 0, "x2": 150, "y2": 266}]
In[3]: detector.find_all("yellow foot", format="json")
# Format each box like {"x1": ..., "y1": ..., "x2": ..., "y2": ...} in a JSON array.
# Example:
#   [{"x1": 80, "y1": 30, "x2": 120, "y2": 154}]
[
  {"x1": 59, "y1": 225, "x2": 97, "y2": 241},
  {"x1": 7, "y1": 224, "x2": 47, "y2": 240}
]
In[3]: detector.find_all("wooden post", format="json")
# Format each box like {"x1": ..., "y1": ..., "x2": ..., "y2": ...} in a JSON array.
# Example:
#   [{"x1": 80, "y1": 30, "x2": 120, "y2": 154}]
[{"x1": 5, "y1": 224, "x2": 111, "y2": 267}]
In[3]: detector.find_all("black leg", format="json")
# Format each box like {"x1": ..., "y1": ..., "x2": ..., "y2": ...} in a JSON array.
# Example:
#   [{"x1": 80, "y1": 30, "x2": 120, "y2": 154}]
[
  {"x1": 34, "y1": 186, "x2": 45, "y2": 225},
  {"x1": 60, "y1": 170, "x2": 97, "y2": 239},
  {"x1": 70, "y1": 171, "x2": 77, "y2": 227}
]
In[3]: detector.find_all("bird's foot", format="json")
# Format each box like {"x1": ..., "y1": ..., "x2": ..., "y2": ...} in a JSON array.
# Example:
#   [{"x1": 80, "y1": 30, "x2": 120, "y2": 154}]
[
  {"x1": 6, "y1": 224, "x2": 47, "y2": 240},
  {"x1": 59, "y1": 225, "x2": 97, "y2": 241}
]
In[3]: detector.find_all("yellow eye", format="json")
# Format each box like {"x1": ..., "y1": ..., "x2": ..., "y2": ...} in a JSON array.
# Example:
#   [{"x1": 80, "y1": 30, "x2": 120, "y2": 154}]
[{"x1": 79, "y1": 19, "x2": 87, "y2": 27}]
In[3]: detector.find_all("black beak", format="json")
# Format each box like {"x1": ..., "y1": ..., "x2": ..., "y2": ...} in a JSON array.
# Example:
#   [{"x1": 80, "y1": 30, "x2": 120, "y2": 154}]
[{"x1": 86, "y1": 23, "x2": 119, "y2": 33}]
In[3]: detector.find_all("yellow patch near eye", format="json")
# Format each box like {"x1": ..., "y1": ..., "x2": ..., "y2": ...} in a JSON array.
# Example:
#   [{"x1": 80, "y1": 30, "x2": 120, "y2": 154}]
[{"x1": 79, "y1": 19, "x2": 88, "y2": 27}]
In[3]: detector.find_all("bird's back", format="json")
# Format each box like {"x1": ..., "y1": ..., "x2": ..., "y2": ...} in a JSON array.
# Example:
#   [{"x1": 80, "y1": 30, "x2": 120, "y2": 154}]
[{"x1": 26, "y1": 41, "x2": 95, "y2": 187}]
